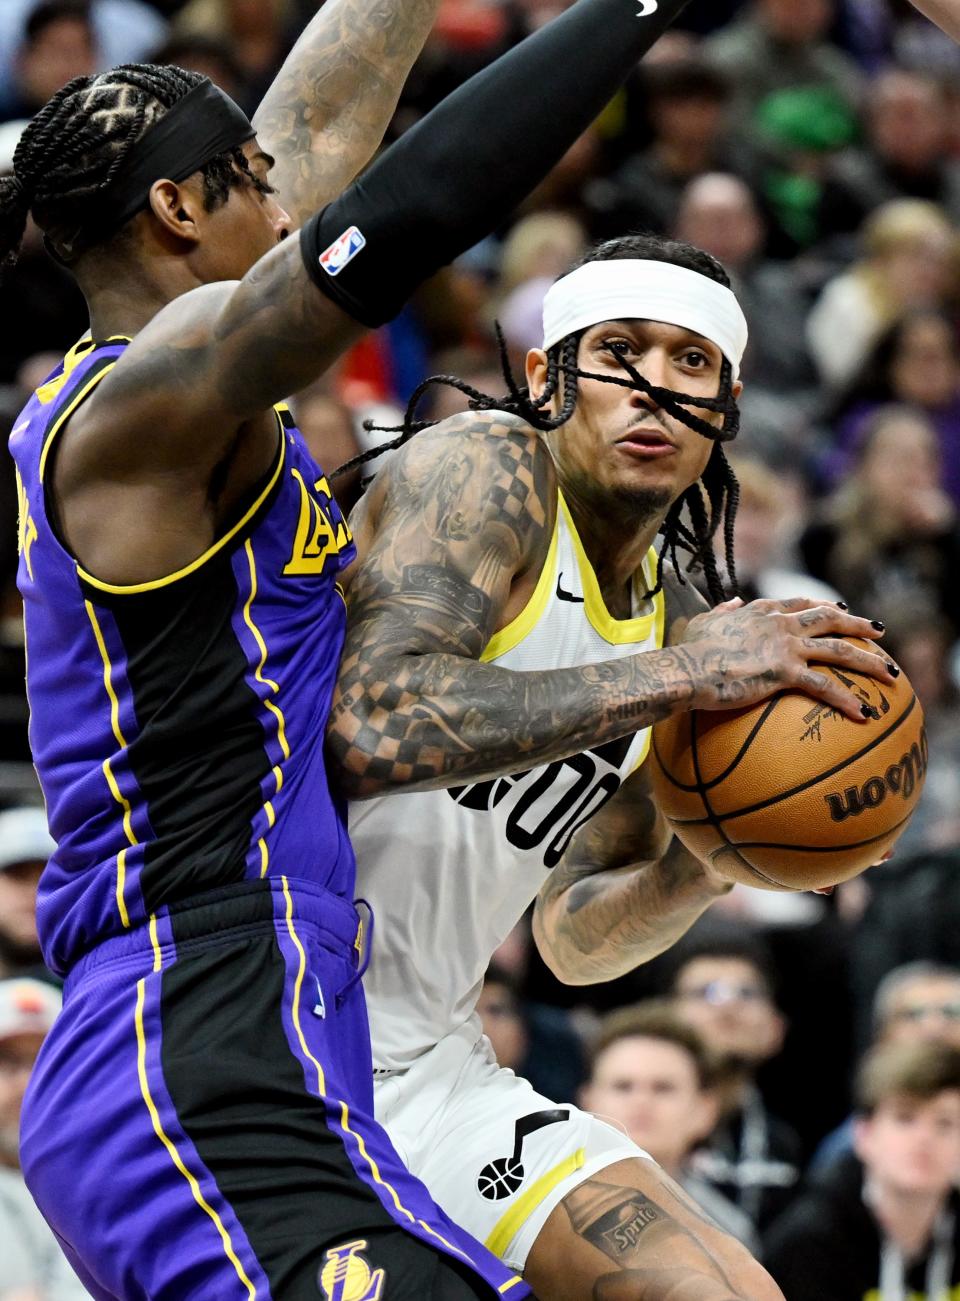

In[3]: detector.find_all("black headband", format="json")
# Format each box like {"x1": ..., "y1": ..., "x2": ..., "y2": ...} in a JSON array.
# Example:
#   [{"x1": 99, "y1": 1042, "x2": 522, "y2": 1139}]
[{"x1": 55, "y1": 78, "x2": 255, "y2": 257}]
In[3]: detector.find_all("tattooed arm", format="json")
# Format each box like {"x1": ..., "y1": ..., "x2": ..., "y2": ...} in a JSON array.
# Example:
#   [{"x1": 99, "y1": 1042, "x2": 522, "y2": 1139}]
[
  {"x1": 253, "y1": 0, "x2": 441, "y2": 226},
  {"x1": 329, "y1": 428, "x2": 895, "y2": 799},
  {"x1": 533, "y1": 576, "x2": 730, "y2": 985},
  {"x1": 533, "y1": 764, "x2": 730, "y2": 985}
]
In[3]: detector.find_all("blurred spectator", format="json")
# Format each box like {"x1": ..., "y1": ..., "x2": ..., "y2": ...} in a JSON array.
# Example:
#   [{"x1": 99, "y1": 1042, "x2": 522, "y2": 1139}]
[
  {"x1": 753, "y1": 84, "x2": 860, "y2": 254},
  {"x1": 0, "y1": 808, "x2": 54, "y2": 982},
  {"x1": 422, "y1": 345, "x2": 505, "y2": 422},
  {"x1": 389, "y1": 0, "x2": 528, "y2": 132},
  {"x1": 806, "y1": 199, "x2": 956, "y2": 390},
  {"x1": 820, "y1": 311, "x2": 960, "y2": 509},
  {"x1": 477, "y1": 963, "x2": 529, "y2": 1073},
  {"x1": 581, "y1": 1002, "x2": 760, "y2": 1253},
  {"x1": 877, "y1": 604, "x2": 960, "y2": 855},
  {"x1": 495, "y1": 211, "x2": 586, "y2": 363},
  {"x1": 705, "y1": 0, "x2": 863, "y2": 128},
  {"x1": 765, "y1": 1040, "x2": 960, "y2": 1300},
  {"x1": 0, "y1": 0, "x2": 166, "y2": 118},
  {"x1": 148, "y1": 33, "x2": 245, "y2": 102},
  {"x1": 291, "y1": 387, "x2": 363, "y2": 516},
  {"x1": 171, "y1": 0, "x2": 295, "y2": 110},
  {"x1": 799, "y1": 405, "x2": 960, "y2": 635},
  {"x1": 674, "y1": 173, "x2": 817, "y2": 391},
  {"x1": 587, "y1": 59, "x2": 754, "y2": 239},
  {"x1": 1, "y1": 1, "x2": 98, "y2": 124},
  {"x1": 670, "y1": 935, "x2": 803, "y2": 1231},
  {"x1": 498, "y1": 212, "x2": 585, "y2": 297},
  {"x1": 0, "y1": 977, "x2": 86, "y2": 1299},
  {"x1": 478, "y1": 962, "x2": 586, "y2": 1103},
  {"x1": 721, "y1": 454, "x2": 841, "y2": 606},
  {"x1": 813, "y1": 961, "x2": 960, "y2": 1168},
  {"x1": 0, "y1": 122, "x2": 87, "y2": 385},
  {"x1": 818, "y1": 70, "x2": 960, "y2": 242}
]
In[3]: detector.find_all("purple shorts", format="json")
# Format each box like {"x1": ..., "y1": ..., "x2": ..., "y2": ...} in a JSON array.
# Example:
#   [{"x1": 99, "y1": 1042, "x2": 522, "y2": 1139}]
[{"x1": 21, "y1": 877, "x2": 529, "y2": 1300}]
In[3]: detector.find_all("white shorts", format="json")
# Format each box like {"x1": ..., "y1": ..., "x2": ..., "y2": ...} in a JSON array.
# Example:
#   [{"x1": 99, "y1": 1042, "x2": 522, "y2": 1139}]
[{"x1": 373, "y1": 1017, "x2": 650, "y2": 1272}]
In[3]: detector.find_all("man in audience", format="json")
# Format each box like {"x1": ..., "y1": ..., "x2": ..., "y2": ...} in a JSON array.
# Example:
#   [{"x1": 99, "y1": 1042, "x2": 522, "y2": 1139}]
[
  {"x1": 673, "y1": 174, "x2": 816, "y2": 395},
  {"x1": 1, "y1": 1, "x2": 99, "y2": 124},
  {"x1": 0, "y1": 808, "x2": 54, "y2": 983},
  {"x1": 478, "y1": 963, "x2": 585, "y2": 1103},
  {"x1": 765, "y1": 1039, "x2": 960, "y2": 1300},
  {"x1": 587, "y1": 59, "x2": 752, "y2": 239},
  {"x1": 581, "y1": 1002, "x2": 759, "y2": 1254},
  {"x1": 671, "y1": 936, "x2": 803, "y2": 1231},
  {"x1": 819, "y1": 69, "x2": 960, "y2": 239},
  {"x1": 0, "y1": 977, "x2": 86, "y2": 1299},
  {"x1": 705, "y1": 0, "x2": 862, "y2": 128},
  {"x1": 813, "y1": 961, "x2": 960, "y2": 1168}
]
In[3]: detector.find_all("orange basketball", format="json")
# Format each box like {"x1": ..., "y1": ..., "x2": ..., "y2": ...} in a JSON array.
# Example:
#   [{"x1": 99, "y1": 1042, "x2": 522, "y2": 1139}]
[{"x1": 649, "y1": 639, "x2": 927, "y2": 891}]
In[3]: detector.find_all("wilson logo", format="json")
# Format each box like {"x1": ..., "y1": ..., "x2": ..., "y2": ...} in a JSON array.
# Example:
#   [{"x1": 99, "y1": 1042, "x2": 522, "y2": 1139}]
[{"x1": 823, "y1": 734, "x2": 928, "y2": 823}]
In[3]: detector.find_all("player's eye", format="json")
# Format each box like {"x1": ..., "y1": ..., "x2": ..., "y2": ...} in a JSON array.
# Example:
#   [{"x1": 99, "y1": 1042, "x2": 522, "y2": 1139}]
[
  {"x1": 679, "y1": 350, "x2": 709, "y2": 368},
  {"x1": 600, "y1": 338, "x2": 636, "y2": 358}
]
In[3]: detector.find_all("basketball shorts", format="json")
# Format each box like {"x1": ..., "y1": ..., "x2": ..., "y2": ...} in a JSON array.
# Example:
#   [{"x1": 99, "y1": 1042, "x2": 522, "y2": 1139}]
[
  {"x1": 21, "y1": 879, "x2": 528, "y2": 1300},
  {"x1": 374, "y1": 1018, "x2": 650, "y2": 1272}
]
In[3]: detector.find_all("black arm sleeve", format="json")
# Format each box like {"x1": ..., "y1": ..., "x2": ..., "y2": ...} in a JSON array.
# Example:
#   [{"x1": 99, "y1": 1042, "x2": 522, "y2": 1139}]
[{"x1": 301, "y1": 0, "x2": 690, "y2": 327}]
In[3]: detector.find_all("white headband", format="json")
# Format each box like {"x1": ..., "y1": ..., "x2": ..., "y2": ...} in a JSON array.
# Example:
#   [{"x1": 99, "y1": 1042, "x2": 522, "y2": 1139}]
[{"x1": 541, "y1": 259, "x2": 749, "y2": 380}]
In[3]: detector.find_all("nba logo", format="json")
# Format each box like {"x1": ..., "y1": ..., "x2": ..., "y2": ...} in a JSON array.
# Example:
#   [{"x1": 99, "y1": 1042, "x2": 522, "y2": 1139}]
[
  {"x1": 318, "y1": 1239, "x2": 385, "y2": 1301},
  {"x1": 319, "y1": 226, "x2": 367, "y2": 277}
]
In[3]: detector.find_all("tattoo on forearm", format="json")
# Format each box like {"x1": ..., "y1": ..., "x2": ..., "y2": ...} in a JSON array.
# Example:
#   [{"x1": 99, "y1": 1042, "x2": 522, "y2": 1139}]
[
  {"x1": 254, "y1": 0, "x2": 442, "y2": 224},
  {"x1": 328, "y1": 417, "x2": 704, "y2": 798},
  {"x1": 533, "y1": 765, "x2": 720, "y2": 983}
]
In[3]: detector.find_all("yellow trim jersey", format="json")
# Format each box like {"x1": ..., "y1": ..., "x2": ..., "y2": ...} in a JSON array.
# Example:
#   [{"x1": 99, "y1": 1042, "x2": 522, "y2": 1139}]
[
  {"x1": 10, "y1": 338, "x2": 356, "y2": 975},
  {"x1": 351, "y1": 490, "x2": 665, "y2": 1072}
]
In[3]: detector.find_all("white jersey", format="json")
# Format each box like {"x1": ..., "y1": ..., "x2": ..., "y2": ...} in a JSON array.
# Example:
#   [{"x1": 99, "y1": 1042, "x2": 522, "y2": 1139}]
[{"x1": 352, "y1": 491, "x2": 666, "y2": 1071}]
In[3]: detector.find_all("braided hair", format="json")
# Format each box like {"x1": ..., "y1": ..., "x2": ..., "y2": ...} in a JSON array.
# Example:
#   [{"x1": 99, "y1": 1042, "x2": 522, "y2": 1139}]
[
  {"x1": 339, "y1": 234, "x2": 742, "y2": 604},
  {"x1": 0, "y1": 63, "x2": 268, "y2": 275}
]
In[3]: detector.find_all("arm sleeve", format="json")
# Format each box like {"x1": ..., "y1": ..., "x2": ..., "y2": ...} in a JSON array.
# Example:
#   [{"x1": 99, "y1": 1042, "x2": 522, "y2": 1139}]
[{"x1": 301, "y1": 0, "x2": 691, "y2": 326}]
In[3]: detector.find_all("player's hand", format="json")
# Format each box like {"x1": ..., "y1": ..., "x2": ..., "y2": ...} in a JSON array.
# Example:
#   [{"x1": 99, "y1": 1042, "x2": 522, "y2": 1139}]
[{"x1": 676, "y1": 596, "x2": 898, "y2": 722}]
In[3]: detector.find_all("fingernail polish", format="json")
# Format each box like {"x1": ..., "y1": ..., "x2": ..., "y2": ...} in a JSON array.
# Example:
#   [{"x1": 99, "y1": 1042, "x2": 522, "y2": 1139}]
[
  {"x1": 887, "y1": 662, "x2": 900, "y2": 677},
  {"x1": 871, "y1": 620, "x2": 885, "y2": 632},
  {"x1": 861, "y1": 703, "x2": 872, "y2": 718},
  {"x1": 837, "y1": 601, "x2": 848, "y2": 610}
]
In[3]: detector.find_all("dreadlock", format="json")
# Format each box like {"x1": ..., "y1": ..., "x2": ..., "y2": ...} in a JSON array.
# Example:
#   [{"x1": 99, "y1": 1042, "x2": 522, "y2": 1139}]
[
  {"x1": 338, "y1": 234, "x2": 742, "y2": 605},
  {"x1": 0, "y1": 62, "x2": 269, "y2": 276}
]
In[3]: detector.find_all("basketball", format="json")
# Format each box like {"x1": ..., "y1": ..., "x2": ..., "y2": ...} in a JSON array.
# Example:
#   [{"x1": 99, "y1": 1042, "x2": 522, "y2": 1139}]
[{"x1": 649, "y1": 638, "x2": 927, "y2": 891}]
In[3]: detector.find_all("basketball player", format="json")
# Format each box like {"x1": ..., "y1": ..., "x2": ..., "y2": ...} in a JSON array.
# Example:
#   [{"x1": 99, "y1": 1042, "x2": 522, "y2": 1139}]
[
  {"x1": 0, "y1": 0, "x2": 697, "y2": 1292},
  {"x1": 330, "y1": 234, "x2": 899, "y2": 1300}
]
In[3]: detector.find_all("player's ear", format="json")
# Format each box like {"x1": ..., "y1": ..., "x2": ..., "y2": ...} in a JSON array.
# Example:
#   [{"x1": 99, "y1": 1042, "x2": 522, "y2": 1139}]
[
  {"x1": 526, "y1": 348, "x2": 549, "y2": 401},
  {"x1": 731, "y1": 380, "x2": 743, "y2": 401},
  {"x1": 145, "y1": 177, "x2": 203, "y2": 247}
]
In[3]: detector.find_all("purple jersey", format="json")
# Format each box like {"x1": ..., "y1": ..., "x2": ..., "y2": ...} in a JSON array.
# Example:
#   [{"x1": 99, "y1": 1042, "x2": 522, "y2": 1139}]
[{"x1": 10, "y1": 336, "x2": 358, "y2": 977}]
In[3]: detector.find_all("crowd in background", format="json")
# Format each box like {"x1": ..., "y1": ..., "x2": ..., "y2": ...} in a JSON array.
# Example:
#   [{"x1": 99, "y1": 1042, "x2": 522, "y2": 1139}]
[{"x1": 3, "y1": 0, "x2": 960, "y2": 1297}]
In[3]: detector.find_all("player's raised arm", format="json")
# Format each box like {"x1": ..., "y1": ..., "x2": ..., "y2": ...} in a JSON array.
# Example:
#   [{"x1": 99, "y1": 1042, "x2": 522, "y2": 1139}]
[
  {"x1": 253, "y1": 0, "x2": 442, "y2": 225},
  {"x1": 905, "y1": 0, "x2": 960, "y2": 41},
  {"x1": 23, "y1": 0, "x2": 697, "y2": 573}
]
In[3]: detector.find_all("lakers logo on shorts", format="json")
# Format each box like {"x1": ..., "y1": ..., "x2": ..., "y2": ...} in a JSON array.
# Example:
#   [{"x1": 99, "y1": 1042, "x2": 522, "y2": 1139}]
[{"x1": 318, "y1": 1239, "x2": 385, "y2": 1301}]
